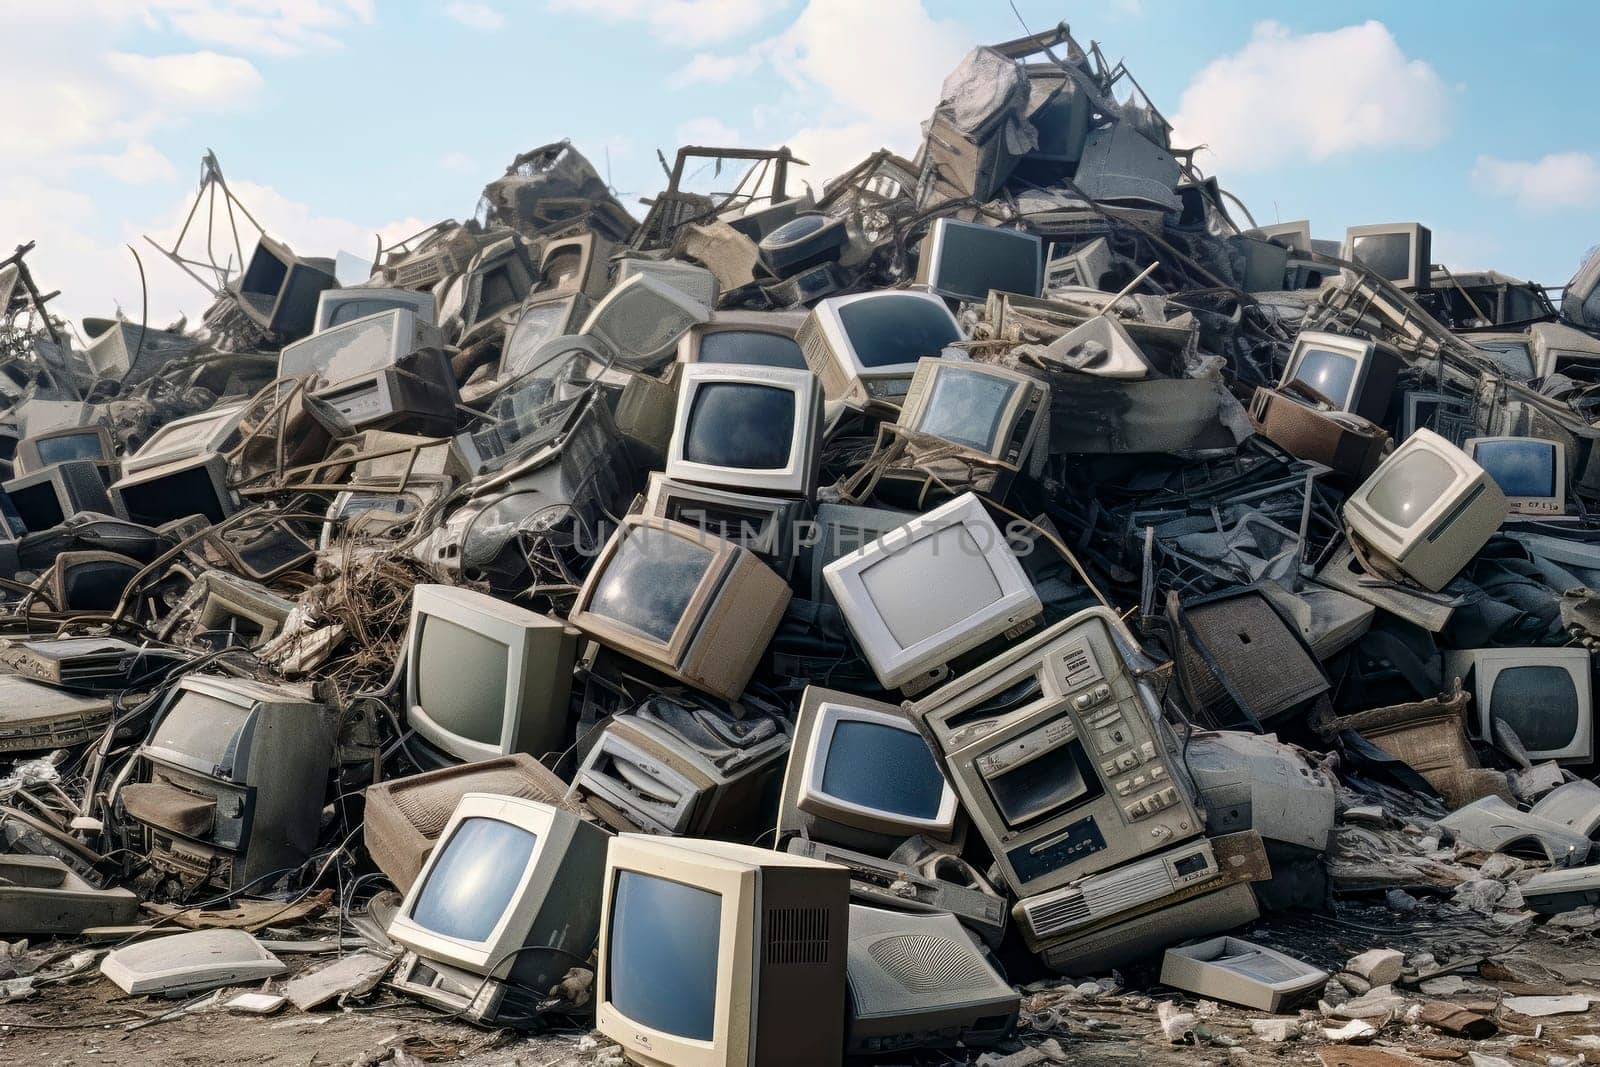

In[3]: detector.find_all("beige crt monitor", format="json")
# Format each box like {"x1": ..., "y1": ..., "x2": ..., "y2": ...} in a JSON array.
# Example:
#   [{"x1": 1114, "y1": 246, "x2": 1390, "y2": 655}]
[
  {"x1": 797, "y1": 290, "x2": 964, "y2": 408},
  {"x1": 596, "y1": 835, "x2": 849, "y2": 1067},
  {"x1": 569, "y1": 516, "x2": 791, "y2": 701}
]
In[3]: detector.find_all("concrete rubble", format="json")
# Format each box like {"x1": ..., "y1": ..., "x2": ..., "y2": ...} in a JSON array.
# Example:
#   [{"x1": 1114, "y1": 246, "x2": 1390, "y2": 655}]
[{"x1": 1, "y1": 14, "x2": 1599, "y2": 1067}]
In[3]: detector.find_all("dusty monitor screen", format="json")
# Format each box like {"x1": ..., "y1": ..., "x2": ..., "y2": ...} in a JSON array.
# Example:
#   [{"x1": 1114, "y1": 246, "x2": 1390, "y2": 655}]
[
  {"x1": 607, "y1": 870, "x2": 722, "y2": 1041},
  {"x1": 409, "y1": 817, "x2": 537, "y2": 941},
  {"x1": 684, "y1": 383, "x2": 795, "y2": 470},
  {"x1": 696, "y1": 330, "x2": 805, "y2": 369},
  {"x1": 1288, "y1": 347, "x2": 1358, "y2": 407},
  {"x1": 154, "y1": 691, "x2": 252, "y2": 765},
  {"x1": 502, "y1": 302, "x2": 573, "y2": 378},
  {"x1": 35, "y1": 433, "x2": 106, "y2": 466},
  {"x1": 837, "y1": 295, "x2": 960, "y2": 369},
  {"x1": 1475, "y1": 440, "x2": 1557, "y2": 498},
  {"x1": 416, "y1": 615, "x2": 509, "y2": 744},
  {"x1": 819, "y1": 717, "x2": 946, "y2": 820},
  {"x1": 858, "y1": 526, "x2": 1001, "y2": 648},
  {"x1": 1365, "y1": 449, "x2": 1456, "y2": 529},
  {"x1": 918, "y1": 368, "x2": 1021, "y2": 452},
  {"x1": 587, "y1": 526, "x2": 714, "y2": 644},
  {"x1": 935, "y1": 225, "x2": 1041, "y2": 300},
  {"x1": 281, "y1": 316, "x2": 401, "y2": 384},
  {"x1": 1351, "y1": 233, "x2": 1412, "y2": 282},
  {"x1": 1491, "y1": 666, "x2": 1579, "y2": 750}
]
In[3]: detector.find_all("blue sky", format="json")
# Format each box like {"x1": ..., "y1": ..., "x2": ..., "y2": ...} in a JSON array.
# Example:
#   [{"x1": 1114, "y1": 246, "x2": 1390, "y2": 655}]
[{"x1": 6, "y1": 1, "x2": 1598, "y2": 330}]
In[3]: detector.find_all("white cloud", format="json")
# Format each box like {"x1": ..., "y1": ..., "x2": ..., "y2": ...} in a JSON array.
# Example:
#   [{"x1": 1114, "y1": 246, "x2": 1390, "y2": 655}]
[
  {"x1": 438, "y1": 151, "x2": 478, "y2": 173},
  {"x1": 546, "y1": 0, "x2": 780, "y2": 46},
  {"x1": 138, "y1": 0, "x2": 375, "y2": 58},
  {"x1": 1171, "y1": 20, "x2": 1451, "y2": 172},
  {"x1": 79, "y1": 142, "x2": 181, "y2": 185},
  {"x1": 444, "y1": 2, "x2": 505, "y2": 31},
  {"x1": 677, "y1": 116, "x2": 743, "y2": 147},
  {"x1": 1473, "y1": 152, "x2": 1600, "y2": 214},
  {"x1": 105, "y1": 50, "x2": 264, "y2": 110},
  {"x1": 672, "y1": 50, "x2": 763, "y2": 87}
]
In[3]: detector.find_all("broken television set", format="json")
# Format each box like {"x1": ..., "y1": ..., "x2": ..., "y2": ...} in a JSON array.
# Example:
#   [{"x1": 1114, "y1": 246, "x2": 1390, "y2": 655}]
[
  {"x1": 1445, "y1": 646, "x2": 1593, "y2": 763},
  {"x1": 798, "y1": 290, "x2": 964, "y2": 407}
]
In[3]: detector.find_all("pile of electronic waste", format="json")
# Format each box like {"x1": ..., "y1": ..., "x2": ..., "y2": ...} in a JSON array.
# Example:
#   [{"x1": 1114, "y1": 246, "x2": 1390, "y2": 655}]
[{"x1": 5, "y1": 18, "x2": 1600, "y2": 1067}]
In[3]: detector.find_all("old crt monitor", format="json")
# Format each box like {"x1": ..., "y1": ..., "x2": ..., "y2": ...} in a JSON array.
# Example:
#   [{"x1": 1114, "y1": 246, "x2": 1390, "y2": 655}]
[
  {"x1": 405, "y1": 584, "x2": 579, "y2": 765},
  {"x1": 617, "y1": 257, "x2": 719, "y2": 310},
  {"x1": 1564, "y1": 245, "x2": 1600, "y2": 329},
  {"x1": 120, "y1": 403, "x2": 246, "y2": 479},
  {"x1": 916, "y1": 218, "x2": 1043, "y2": 304},
  {"x1": 15, "y1": 425, "x2": 114, "y2": 477},
  {"x1": 777, "y1": 686, "x2": 958, "y2": 855},
  {"x1": 314, "y1": 287, "x2": 436, "y2": 332},
  {"x1": 109, "y1": 451, "x2": 233, "y2": 526},
  {"x1": 0, "y1": 674, "x2": 113, "y2": 754},
  {"x1": 909, "y1": 606, "x2": 1203, "y2": 898},
  {"x1": 845, "y1": 904, "x2": 1017, "y2": 1055},
  {"x1": 277, "y1": 307, "x2": 441, "y2": 385},
  {"x1": 1344, "y1": 429, "x2": 1510, "y2": 592},
  {"x1": 80, "y1": 321, "x2": 194, "y2": 385},
  {"x1": 231, "y1": 235, "x2": 337, "y2": 341},
  {"x1": 120, "y1": 675, "x2": 335, "y2": 892},
  {"x1": 48, "y1": 550, "x2": 140, "y2": 613},
  {"x1": 641, "y1": 474, "x2": 806, "y2": 577},
  {"x1": 582, "y1": 272, "x2": 710, "y2": 371},
  {"x1": 570, "y1": 516, "x2": 792, "y2": 701},
  {"x1": 1343, "y1": 222, "x2": 1432, "y2": 290},
  {"x1": 823, "y1": 493, "x2": 1041, "y2": 693},
  {"x1": 1464, "y1": 437, "x2": 1566, "y2": 517},
  {"x1": 365, "y1": 754, "x2": 587, "y2": 892},
  {"x1": 4, "y1": 460, "x2": 115, "y2": 532},
  {"x1": 1278, "y1": 331, "x2": 1402, "y2": 424},
  {"x1": 597, "y1": 835, "x2": 849, "y2": 1067},
  {"x1": 1251, "y1": 220, "x2": 1312, "y2": 253},
  {"x1": 667, "y1": 365, "x2": 823, "y2": 497},
  {"x1": 800, "y1": 502, "x2": 917, "y2": 604},
  {"x1": 897, "y1": 358, "x2": 1049, "y2": 470},
  {"x1": 499, "y1": 293, "x2": 590, "y2": 381},
  {"x1": 533, "y1": 232, "x2": 613, "y2": 301},
  {"x1": 798, "y1": 290, "x2": 964, "y2": 407},
  {"x1": 676, "y1": 310, "x2": 808, "y2": 370},
  {"x1": 386, "y1": 794, "x2": 610, "y2": 1025},
  {"x1": 1445, "y1": 647, "x2": 1593, "y2": 763}
]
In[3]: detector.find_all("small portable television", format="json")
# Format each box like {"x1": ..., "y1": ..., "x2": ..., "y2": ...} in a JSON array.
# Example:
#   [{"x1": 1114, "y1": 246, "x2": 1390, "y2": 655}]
[
  {"x1": 1343, "y1": 428, "x2": 1510, "y2": 592},
  {"x1": 676, "y1": 310, "x2": 808, "y2": 370},
  {"x1": 569, "y1": 516, "x2": 792, "y2": 701},
  {"x1": 1464, "y1": 436, "x2": 1566, "y2": 517},
  {"x1": 798, "y1": 290, "x2": 964, "y2": 407},
  {"x1": 776, "y1": 686, "x2": 959, "y2": 855},
  {"x1": 386, "y1": 793, "x2": 610, "y2": 1027},
  {"x1": 823, "y1": 493, "x2": 1041, "y2": 694},
  {"x1": 1445, "y1": 647, "x2": 1593, "y2": 763},
  {"x1": 666, "y1": 365, "x2": 823, "y2": 498},
  {"x1": 895, "y1": 357, "x2": 1049, "y2": 479},
  {"x1": 313, "y1": 287, "x2": 436, "y2": 332},
  {"x1": 582, "y1": 273, "x2": 710, "y2": 370},
  {"x1": 1277, "y1": 331, "x2": 1402, "y2": 424},
  {"x1": 405, "y1": 584, "x2": 579, "y2": 766},
  {"x1": 596, "y1": 835, "x2": 850, "y2": 1067},
  {"x1": 916, "y1": 218, "x2": 1043, "y2": 304},
  {"x1": 1343, "y1": 222, "x2": 1432, "y2": 290}
]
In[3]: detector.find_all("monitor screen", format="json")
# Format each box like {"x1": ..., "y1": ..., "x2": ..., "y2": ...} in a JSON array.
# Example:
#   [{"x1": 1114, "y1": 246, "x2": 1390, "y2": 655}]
[
  {"x1": 35, "y1": 432, "x2": 105, "y2": 466},
  {"x1": 120, "y1": 465, "x2": 229, "y2": 525},
  {"x1": 61, "y1": 559, "x2": 137, "y2": 611},
  {"x1": 934, "y1": 225, "x2": 1040, "y2": 300},
  {"x1": 1491, "y1": 665, "x2": 1579, "y2": 751},
  {"x1": 155, "y1": 690, "x2": 252, "y2": 765},
  {"x1": 477, "y1": 266, "x2": 520, "y2": 321},
  {"x1": 502, "y1": 301, "x2": 572, "y2": 378},
  {"x1": 1364, "y1": 448, "x2": 1457, "y2": 529},
  {"x1": 1351, "y1": 233, "x2": 1412, "y2": 282},
  {"x1": 696, "y1": 330, "x2": 805, "y2": 369},
  {"x1": 837, "y1": 295, "x2": 961, "y2": 370},
  {"x1": 409, "y1": 817, "x2": 537, "y2": 942},
  {"x1": 587, "y1": 526, "x2": 714, "y2": 644},
  {"x1": 281, "y1": 315, "x2": 400, "y2": 384},
  {"x1": 818, "y1": 718, "x2": 946, "y2": 820},
  {"x1": 608, "y1": 870, "x2": 721, "y2": 1041},
  {"x1": 1475, "y1": 340, "x2": 1535, "y2": 379},
  {"x1": 416, "y1": 615, "x2": 509, "y2": 745},
  {"x1": 1288, "y1": 347, "x2": 1359, "y2": 407},
  {"x1": 327, "y1": 297, "x2": 414, "y2": 329},
  {"x1": 858, "y1": 525, "x2": 1001, "y2": 648},
  {"x1": 1476, "y1": 440, "x2": 1556, "y2": 498},
  {"x1": 684, "y1": 383, "x2": 795, "y2": 470},
  {"x1": 918, "y1": 368, "x2": 1020, "y2": 452}
]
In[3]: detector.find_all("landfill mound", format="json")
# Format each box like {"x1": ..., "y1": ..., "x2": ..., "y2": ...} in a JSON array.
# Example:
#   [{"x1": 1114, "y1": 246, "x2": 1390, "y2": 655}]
[{"x1": 4, "y1": 17, "x2": 1600, "y2": 1067}]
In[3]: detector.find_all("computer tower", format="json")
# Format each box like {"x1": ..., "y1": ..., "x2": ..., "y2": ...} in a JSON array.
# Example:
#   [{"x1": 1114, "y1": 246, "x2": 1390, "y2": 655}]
[{"x1": 1037, "y1": 880, "x2": 1261, "y2": 976}]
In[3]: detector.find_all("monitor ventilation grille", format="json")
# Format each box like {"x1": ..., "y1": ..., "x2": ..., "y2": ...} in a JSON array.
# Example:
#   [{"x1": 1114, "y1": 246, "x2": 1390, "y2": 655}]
[
  {"x1": 765, "y1": 907, "x2": 831, "y2": 965},
  {"x1": 868, "y1": 934, "x2": 989, "y2": 994}
]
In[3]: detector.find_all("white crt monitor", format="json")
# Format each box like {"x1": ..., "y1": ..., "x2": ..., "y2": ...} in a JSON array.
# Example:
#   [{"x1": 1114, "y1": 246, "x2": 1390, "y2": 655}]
[
  {"x1": 897, "y1": 358, "x2": 1049, "y2": 470},
  {"x1": 824, "y1": 492, "x2": 1041, "y2": 691},
  {"x1": 1464, "y1": 437, "x2": 1566, "y2": 517},
  {"x1": 405, "y1": 585, "x2": 579, "y2": 763},
  {"x1": 1446, "y1": 647, "x2": 1593, "y2": 763},
  {"x1": 596, "y1": 835, "x2": 849, "y2": 1067},
  {"x1": 277, "y1": 307, "x2": 439, "y2": 386},
  {"x1": 667, "y1": 365, "x2": 823, "y2": 497},
  {"x1": 798, "y1": 290, "x2": 964, "y2": 407},
  {"x1": 121, "y1": 402, "x2": 247, "y2": 478},
  {"x1": 1343, "y1": 222, "x2": 1432, "y2": 290},
  {"x1": 1343, "y1": 429, "x2": 1510, "y2": 593},
  {"x1": 581, "y1": 273, "x2": 709, "y2": 371},
  {"x1": 1277, "y1": 331, "x2": 1398, "y2": 424},
  {"x1": 314, "y1": 288, "x2": 436, "y2": 333}
]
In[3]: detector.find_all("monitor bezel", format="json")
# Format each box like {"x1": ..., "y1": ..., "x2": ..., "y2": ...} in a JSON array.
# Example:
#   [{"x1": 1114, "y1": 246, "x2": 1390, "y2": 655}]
[
  {"x1": 16, "y1": 424, "x2": 115, "y2": 477},
  {"x1": 276, "y1": 307, "x2": 422, "y2": 386},
  {"x1": 500, "y1": 292, "x2": 587, "y2": 381},
  {"x1": 666, "y1": 365, "x2": 821, "y2": 496},
  {"x1": 1462, "y1": 647, "x2": 1594, "y2": 762},
  {"x1": 1277, "y1": 331, "x2": 1375, "y2": 411},
  {"x1": 798, "y1": 701, "x2": 958, "y2": 836},
  {"x1": 675, "y1": 310, "x2": 808, "y2": 368},
  {"x1": 1342, "y1": 222, "x2": 1432, "y2": 290},
  {"x1": 1464, "y1": 436, "x2": 1567, "y2": 517},
  {"x1": 1252, "y1": 221, "x2": 1312, "y2": 253},
  {"x1": 641, "y1": 473, "x2": 801, "y2": 564},
  {"x1": 823, "y1": 492, "x2": 1040, "y2": 689},
  {"x1": 568, "y1": 516, "x2": 737, "y2": 670},
  {"x1": 313, "y1": 287, "x2": 436, "y2": 334},
  {"x1": 806, "y1": 290, "x2": 965, "y2": 394},
  {"x1": 404, "y1": 584, "x2": 570, "y2": 764},
  {"x1": 122, "y1": 403, "x2": 248, "y2": 476},
  {"x1": 143, "y1": 674, "x2": 279, "y2": 775},
  {"x1": 896, "y1": 357, "x2": 1041, "y2": 462},
  {"x1": 919, "y1": 217, "x2": 1043, "y2": 303},
  {"x1": 1344, "y1": 428, "x2": 1482, "y2": 558},
  {"x1": 386, "y1": 793, "x2": 565, "y2": 974}
]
